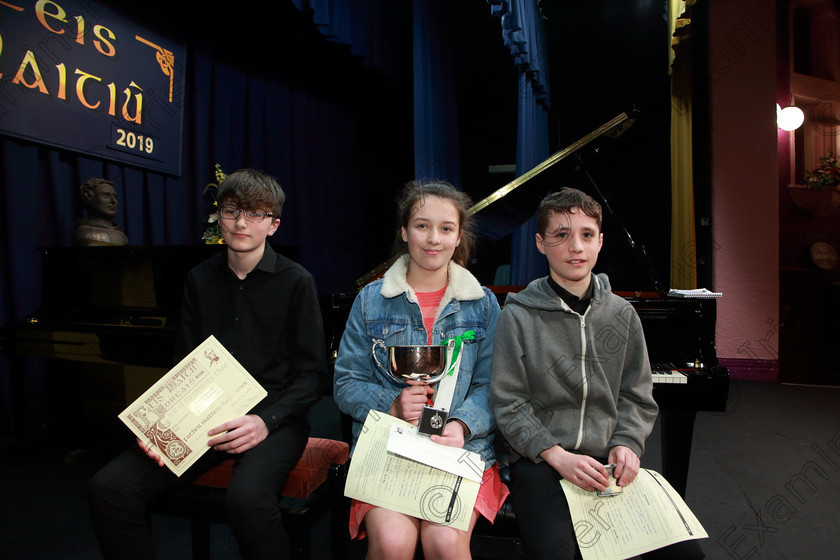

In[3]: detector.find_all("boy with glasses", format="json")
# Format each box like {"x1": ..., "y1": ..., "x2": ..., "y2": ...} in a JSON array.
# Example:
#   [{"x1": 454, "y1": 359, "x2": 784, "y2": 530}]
[{"x1": 89, "y1": 169, "x2": 327, "y2": 560}]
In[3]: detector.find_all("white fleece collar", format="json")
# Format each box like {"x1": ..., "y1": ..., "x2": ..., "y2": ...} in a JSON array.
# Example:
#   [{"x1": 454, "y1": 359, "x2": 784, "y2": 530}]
[{"x1": 380, "y1": 254, "x2": 486, "y2": 303}]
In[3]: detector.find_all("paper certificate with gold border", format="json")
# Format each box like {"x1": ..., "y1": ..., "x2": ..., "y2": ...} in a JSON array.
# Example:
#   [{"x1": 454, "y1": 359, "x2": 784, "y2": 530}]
[{"x1": 118, "y1": 335, "x2": 267, "y2": 476}]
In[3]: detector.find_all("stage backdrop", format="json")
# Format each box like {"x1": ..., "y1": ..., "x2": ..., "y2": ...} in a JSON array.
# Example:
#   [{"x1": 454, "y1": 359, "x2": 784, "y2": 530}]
[{"x1": 0, "y1": 0, "x2": 186, "y2": 175}]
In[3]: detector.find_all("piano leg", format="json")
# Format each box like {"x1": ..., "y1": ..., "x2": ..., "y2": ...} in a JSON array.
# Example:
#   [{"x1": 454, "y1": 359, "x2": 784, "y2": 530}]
[{"x1": 659, "y1": 409, "x2": 697, "y2": 498}]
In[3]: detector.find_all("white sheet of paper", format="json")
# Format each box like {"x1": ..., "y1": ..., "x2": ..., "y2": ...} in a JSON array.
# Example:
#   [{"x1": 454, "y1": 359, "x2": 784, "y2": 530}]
[
  {"x1": 386, "y1": 423, "x2": 484, "y2": 482},
  {"x1": 344, "y1": 411, "x2": 480, "y2": 531},
  {"x1": 561, "y1": 469, "x2": 707, "y2": 560},
  {"x1": 118, "y1": 335, "x2": 267, "y2": 476}
]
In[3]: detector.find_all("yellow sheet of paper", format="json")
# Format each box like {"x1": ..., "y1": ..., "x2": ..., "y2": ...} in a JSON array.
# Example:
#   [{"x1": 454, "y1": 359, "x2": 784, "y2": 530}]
[
  {"x1": 118, "y1": 335, "x2": 267, "y2": 476},
  {"x1": 561, "y1": 469, "x2": 707, "y2": 560},
  {"x1": 344, "y1": 410, "x2": 480, "y2": 532}
]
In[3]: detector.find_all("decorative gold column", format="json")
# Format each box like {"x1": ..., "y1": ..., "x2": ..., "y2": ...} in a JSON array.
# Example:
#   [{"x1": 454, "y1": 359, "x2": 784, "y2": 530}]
[{"x1": 669, "y1": 0, "x2": 697, "y2": 289}]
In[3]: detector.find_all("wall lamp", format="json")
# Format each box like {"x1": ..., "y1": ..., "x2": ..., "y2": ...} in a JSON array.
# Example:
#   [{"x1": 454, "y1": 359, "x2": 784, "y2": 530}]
[{"x1": 777, "y1": 103, "x2": 805, "y2": 131}]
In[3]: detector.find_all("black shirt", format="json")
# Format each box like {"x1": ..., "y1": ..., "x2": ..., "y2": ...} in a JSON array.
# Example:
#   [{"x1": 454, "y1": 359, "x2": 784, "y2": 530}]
[
  {"x1": 175, "y1": 242, "x2": 327, "y2": 432},
  {"x1": 547, "y1": 274, "x2": 593, "y2": 315}
]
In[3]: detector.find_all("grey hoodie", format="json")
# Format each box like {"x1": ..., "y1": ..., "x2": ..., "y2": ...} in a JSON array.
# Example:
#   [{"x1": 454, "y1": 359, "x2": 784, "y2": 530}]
[{"x1": 490, "y1": 273, "x2": 658, "y2": 465}]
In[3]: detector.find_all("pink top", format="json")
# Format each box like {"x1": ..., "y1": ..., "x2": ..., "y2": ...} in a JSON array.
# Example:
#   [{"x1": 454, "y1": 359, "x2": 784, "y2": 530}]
[{"x1": 416, "y1": 287, "x2": 446, "y2": 344}]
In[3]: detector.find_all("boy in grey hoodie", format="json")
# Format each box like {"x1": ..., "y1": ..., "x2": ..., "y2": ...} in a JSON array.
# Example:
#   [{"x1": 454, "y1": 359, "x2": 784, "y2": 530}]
[{"x1": 490, "y1": 188, "x2": 703, "y2": 559}]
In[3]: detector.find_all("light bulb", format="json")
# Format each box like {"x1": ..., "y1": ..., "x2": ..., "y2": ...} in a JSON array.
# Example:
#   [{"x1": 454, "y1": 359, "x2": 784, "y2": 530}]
[{"x1": 778, "y1": 106, "x2": 805, "y2": 131}]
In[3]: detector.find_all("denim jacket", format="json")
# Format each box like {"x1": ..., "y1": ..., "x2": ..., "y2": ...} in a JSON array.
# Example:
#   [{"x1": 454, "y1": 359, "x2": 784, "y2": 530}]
[{"x1": 333, "y1": 255, "x2": 501, "y2": 468}]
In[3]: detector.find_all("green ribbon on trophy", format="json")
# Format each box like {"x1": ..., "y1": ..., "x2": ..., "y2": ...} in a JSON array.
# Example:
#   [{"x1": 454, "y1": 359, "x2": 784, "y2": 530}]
[{"x1": 441, "y1": 330, "x2": 475, "y2": 376}]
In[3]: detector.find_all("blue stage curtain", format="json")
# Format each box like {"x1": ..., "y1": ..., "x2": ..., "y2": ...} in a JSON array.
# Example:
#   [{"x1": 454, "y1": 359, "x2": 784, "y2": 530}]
[
  {"x1": 487, "y1": 0, "x2": 550, "y2": 110},
  {"x1": 488, "y1": 0, "x2": 551, "y2": 285},
  {"x1": 412, "y1": 0, "x2": 461, "y2": 185},
  {"x1": 510, "y1": 74, "x2": 550, "y2": 285},
  {"x1": 290, "y1": 0, "x2": 399, "y2": 77},
  {"x1": 292, "y1": 0, "x2": 369, "y2": 58}
]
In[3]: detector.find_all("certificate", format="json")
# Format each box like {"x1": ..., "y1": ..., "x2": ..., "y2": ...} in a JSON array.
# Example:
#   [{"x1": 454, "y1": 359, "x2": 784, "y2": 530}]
[
  {"x1": 118, "y1": 335, "x2": 267, "y2": 476},
  {"x1": 344, "y1": 410, "x2": 481, "y2": 532},
  {"x1": 386, "y1": 422, "x2": 484, "y2": 482},
  {"x1": 561, "y1": 468, "x2": 707, "y2": 560}
]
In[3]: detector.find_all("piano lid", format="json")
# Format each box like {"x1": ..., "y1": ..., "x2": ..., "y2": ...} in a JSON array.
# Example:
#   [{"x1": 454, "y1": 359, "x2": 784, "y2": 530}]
[{"x1": 355, "y1": 112, "x2": 637, "y2": 288}]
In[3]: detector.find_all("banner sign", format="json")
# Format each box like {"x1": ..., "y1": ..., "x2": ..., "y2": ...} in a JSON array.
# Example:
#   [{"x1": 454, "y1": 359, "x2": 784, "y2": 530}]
[{"x1": 0, "y1": 0, "x2": 186, "y2": 175}]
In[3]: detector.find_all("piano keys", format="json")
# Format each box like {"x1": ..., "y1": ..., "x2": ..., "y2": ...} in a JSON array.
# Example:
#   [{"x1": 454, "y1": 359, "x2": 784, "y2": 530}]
[{"x1": 651, "y1": 363, "x2": 688, "y2": 384}]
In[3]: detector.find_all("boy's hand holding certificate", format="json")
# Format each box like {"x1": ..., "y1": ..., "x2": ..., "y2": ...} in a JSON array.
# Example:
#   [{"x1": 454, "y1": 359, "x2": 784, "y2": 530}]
[{"x1": 118, "y1": 335, "x2": 267, "y2": 476}]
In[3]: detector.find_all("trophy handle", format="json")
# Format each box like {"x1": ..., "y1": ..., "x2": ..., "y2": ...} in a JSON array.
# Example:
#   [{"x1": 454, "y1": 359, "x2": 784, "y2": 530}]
[{"x1": 371, "y1": 339, "x2": 391, "y2": 377}]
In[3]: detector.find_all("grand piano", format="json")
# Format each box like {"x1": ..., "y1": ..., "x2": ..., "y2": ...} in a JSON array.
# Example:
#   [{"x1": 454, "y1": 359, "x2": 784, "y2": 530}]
[{"x1": 3, "y1": 113, "x2": 727, "y2": 498}]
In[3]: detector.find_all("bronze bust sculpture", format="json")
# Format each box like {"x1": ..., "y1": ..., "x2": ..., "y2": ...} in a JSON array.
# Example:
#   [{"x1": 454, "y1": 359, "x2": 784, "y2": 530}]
[{"x1": 74, "y1": 178, "x2": 129, "y2": 246}]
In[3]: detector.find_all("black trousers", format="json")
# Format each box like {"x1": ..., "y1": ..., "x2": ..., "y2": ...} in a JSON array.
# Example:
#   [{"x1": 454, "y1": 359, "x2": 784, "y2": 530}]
[
  {"x1": 89, "y1": 417, "x2": 308, "y2": 560},
  {"x1": 508, "y1": 459, "x2": 705, "y2": 560}
]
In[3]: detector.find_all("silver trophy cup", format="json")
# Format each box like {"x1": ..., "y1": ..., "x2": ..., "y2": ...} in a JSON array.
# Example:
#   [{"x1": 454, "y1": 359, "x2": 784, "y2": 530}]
[{"x1": 372, "y1": 340, "x2": 450, "y2": 435}]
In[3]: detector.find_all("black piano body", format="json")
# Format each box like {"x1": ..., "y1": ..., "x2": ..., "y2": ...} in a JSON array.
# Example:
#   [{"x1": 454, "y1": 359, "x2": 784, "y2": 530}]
[
  {"x1": 10, "y1": 246, "x2": 204, "y2": 366},
  {"x1": 627, "y1": 293, "x2": 729, "y2": 411},
  {"x1": 624, "y1": 292, "x2": 729, "y2": 496}
]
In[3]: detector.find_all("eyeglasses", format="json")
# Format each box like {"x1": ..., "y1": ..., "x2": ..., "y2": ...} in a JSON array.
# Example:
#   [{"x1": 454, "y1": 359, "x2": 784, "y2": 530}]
[{"x1": 218, "y1": 207, "x2": 275, "y2": 223}]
